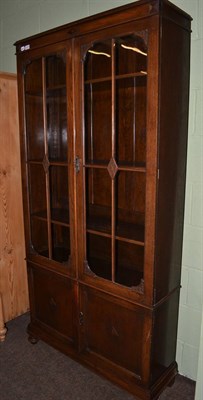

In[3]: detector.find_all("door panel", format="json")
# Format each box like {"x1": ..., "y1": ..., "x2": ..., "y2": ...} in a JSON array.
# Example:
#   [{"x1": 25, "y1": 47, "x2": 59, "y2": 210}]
[
  {"x1": 75, "y1": 19, "x2": 159, "y2": 304},
  {"x1": 23, "y1": 44, "x2": 75, "y2": 275},
  {"x1": 76, "y1": 26, "x2": 152, "y2": 299},
  {"x1": 80, "y1": 286, "x2": 146, "y2": 379},
  {"x1": 28, "y1": 263, "x2": 76, "y2": 343}
]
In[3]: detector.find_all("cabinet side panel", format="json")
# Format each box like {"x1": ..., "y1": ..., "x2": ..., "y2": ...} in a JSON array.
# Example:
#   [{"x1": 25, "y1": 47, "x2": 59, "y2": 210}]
[
  {"x1": 155, "y1": 18, "x2": 191, "y2": 302},
  {"x1": 151, "y1": 290, "x2": 179, "y2": 384}
]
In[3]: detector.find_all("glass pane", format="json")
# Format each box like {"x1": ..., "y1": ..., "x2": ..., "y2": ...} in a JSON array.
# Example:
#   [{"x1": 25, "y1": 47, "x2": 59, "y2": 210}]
[
  {"x1": 116, "y1": 77, "x2": 147, "y2": 166},
  {"x1": 115, "y1": 241, "x2": 144, "y2": 287},
  {"x1": 31, "y1": 218, "x2": 48, "y2": 257},
  {"x1": 116, "y1": 171, "x2": 145, "y2": 242},
  {"x1": 46, "y1": 54, "x2": 66, "y2": 88},
  {"x1": 25, "y1": 59, "x2": 42, "y2": 93},
  {"x1": 83, "y1": 35, "x2": 148, "y2": 289},
  {"x1": 47, "y1": 89, "x2": 67, "y2": 161},
  {"x1": 50, "y1": 166, "x2": 69, "y2": 224},
  {"x1": 86, "y1": 168, "x2": 111, "y2": 234},
  {"x1": 85, "y1": 81, "x2": 112, "y2": 164},
  {"x1": 25, "y1": 59, "x2": 44, "y2": 160},
  {"x1": 46, "y1": 55, "x2": 67, "y2": 162},
  {"x1": 87, "y1": 233, "x2": 111, "y2": 280},
  {"x1": 116, "y1": 32, "x2": 148, "y2": 75},
  {"x1": 85, "y1": 40, "x2": 112, "y2": 81},
  {"x1": 52, "y1": 224, "x2": 70, "y2": 263},
  {"x1": 29, "y1": 164, "x2": 47, "y2": 217}
]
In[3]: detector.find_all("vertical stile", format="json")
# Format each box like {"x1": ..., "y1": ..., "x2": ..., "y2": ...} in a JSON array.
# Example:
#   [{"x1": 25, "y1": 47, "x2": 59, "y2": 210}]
[
  {"x1": 111, "y1": 39, "x2": 116, "y2": 282},
  {"x1": 42, "y1": 57, "x2": 52, "y2": 259},
  {"x1": 90, "y1": 83, "x2": 94, "y2": 204},
  {"x1": 133, "y1": 77, "x2": 136, "y2": 164},
  {"x1": 22, "y1": 67, "x2": 32, "y2": 248},
  {"x1": 82, "y1": 47, "x2": 88, "y2": 269}
]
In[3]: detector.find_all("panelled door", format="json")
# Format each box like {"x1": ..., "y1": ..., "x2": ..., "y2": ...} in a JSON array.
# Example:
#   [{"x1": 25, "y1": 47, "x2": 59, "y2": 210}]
[
  {"x1": 75, "y1": 19, "x2": 159, "y2": 304},
  {"x1": 20, "y1": 42, "x2": 76, "y2": 276}
]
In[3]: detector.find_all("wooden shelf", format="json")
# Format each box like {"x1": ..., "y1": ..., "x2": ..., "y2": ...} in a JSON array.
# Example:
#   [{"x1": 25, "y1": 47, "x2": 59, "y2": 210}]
[
  {"x1": 46, "y1": 89, "x2": 66, "y2": 99},
  {"x1": 31, "y1": 208, "x2": 70, "y2": 226},
  {"x1": 116, "y1": 221, "x2": 144, "y2": 244},
  {"x1": 46, "y1": 84, "x2": 66, "y2": 92},
  {"x1": 51, "y1": 208, "x2": 69, "y2": 225},
  {"x1": 85, "y1": 71, "x2": 147, "y2": 85},
  {"x1": 31, "y1": 210, "x2": 47, "y2": 221},
  {"x1": 25, "y1": 90, "x2": 42, "y2": 97},
  {"x1": 86, "y1": 216, "x2": 144, "y2": 245}
]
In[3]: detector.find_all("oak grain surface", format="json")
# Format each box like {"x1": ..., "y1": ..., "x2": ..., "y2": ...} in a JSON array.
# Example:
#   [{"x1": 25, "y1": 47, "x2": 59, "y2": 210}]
[{"x1": 0, "y1": 73, "x2": 29, "y2": 322}]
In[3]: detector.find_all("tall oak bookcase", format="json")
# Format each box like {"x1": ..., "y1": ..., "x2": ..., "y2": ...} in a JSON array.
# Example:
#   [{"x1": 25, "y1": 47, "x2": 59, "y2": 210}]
[{"x1": 15, "y1": 1, "x2": 191, "y2": 398}]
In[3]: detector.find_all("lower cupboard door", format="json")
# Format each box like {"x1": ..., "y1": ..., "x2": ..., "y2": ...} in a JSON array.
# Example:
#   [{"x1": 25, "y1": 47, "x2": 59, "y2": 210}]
[
  {"x1": 28, "y1": 263, "x2": 76, "y2": 345},
  {"x1": 79, "y1": 286, "x2": 148, "y2": 381}
]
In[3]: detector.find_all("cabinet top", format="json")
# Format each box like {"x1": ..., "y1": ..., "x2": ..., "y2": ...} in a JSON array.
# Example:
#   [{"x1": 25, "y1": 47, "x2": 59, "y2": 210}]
[{"x1": 15, "y1": 0, "x2": 192, "y2": 54}]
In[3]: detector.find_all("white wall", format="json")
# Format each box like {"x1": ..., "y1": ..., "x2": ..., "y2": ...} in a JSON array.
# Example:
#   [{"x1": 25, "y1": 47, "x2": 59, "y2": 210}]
[
  {"x1": 195, "y1": 308, "x2": 203, "y2": 400},
  {"x1": 0, "y1": 0, "x2": 202, "y2": 383},
  {"x1": 174, "y1": 0, "x2": 203, "y2": 384}
]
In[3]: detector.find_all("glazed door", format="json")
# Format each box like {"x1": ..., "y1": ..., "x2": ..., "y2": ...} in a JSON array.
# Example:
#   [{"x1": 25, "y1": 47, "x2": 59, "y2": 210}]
[
  {"x1": 22, "y1": 44, "x2": 75, "y2": 275},
  {"x1": 75, "y1": 21, "x2": 158, "y2": 302}
]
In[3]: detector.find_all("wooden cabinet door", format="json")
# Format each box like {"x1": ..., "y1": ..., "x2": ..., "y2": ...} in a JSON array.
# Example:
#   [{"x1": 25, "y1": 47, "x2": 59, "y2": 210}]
[
  {"x1": 79, "y1": 285, "x2": 152, "y2": 387},
  {"x1": 27, "y1": 262, "x2": 77, "y2": 347},
  {"x1": 75, "y1": 18, "x2": 159, "y2": 304},
  {"x1": 18, "y1": 41, "x2": 76, "y2": 277}
]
